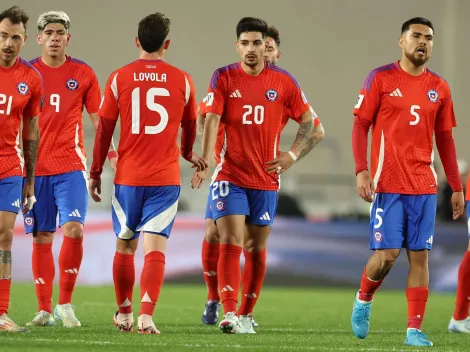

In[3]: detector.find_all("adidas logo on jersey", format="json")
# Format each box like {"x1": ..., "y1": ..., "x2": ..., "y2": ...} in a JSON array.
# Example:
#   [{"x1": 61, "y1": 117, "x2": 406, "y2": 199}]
[
  {"x1": 389, "y1": 88, "x2": 403, "y2": 97},
  {"x1": 259, "y1": 212, "x2": 271, "y2": 221},
  {"x1": 230, "y1": 89, "x2": 242, "y2": 98},
  {"x1": 69, "y1": 209, "x2": 81, "y2": 217},
  {"x1": 11, "y1": 199, "x2": 20, "y2": 208}
]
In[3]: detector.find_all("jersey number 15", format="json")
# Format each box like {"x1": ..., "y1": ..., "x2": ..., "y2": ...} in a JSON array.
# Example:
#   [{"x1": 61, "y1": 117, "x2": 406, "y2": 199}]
[{"x1": 131, "y1": 87, "x2": 169, "y2": 134}]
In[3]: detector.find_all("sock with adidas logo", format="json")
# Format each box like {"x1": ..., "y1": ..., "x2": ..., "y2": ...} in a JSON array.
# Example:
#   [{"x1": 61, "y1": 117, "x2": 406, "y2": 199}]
[
  {"x1": 218, "y1": 244, "x2": 242, "y2": 313},
  {"x1": 238, "y1": 248, "x2": 266, "y2": 315},
  {"x1": 58, "y1": 236, "x2": 83, "y2": 304},
  {"x1": 139, "y1": 251, "x2": 165, "y2": 316},
  {"x1": 32, "y1": 243, "x2": 55, "y2": 313}
]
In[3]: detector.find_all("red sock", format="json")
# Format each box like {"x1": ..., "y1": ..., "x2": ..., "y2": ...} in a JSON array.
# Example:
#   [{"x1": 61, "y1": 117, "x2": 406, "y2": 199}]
[
  {"x1": 218, "y1": 244, "x2": 242, "y2": 314},
  {"x1": 454, "y1": 251, "x2": 470, "y2": 320},
  {"x1": 406, "y1": 287, "x2": 429, "y2": 330},
  {"x1": 358, "y1": 266, "x2": 383, "y2": 302},
  {"x1": 238, "y1": 249, "x2": 266, "y2": 315},
  {"x1": 113, "y1": 252, "x2": 135, "y2": 314},
  {"x1": 0, "y1": 279, "x2": 11, "y2": 315},
  {"x1": 32, "y1": 243, "x2": 55, "y2": 313},
  {"x1": 58, "y1": 236, "x2": 83, "y2": 304},
  {"x1": 202, "y1": 239, "x2": 220, "y2": 302},
  {"x1": 139, "y1": 251, "x2": 165, "y2": 316}
]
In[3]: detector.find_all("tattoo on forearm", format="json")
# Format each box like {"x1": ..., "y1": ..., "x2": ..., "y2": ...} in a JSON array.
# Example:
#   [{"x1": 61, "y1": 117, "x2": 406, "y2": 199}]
[
  {"x1": 298, "y1": 125, "x2": 323, "y2": 160},
  {"x1": 23, "y1": 117, "x2": 40, "y2": 182},
  {"x1": 0, "y1": 250, "x2": 11, "y2": 264},
  {"x1": 291, "y1": 120, "x2": 314, "y2": 156}
]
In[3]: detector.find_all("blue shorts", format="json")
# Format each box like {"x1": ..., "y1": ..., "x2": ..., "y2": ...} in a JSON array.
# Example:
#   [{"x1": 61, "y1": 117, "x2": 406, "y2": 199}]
[
  {"x1": 205, "y1": 191, "x2": 213, "y2": 220},
  {"x1": 24, "y1": 171, "x2": 89, "y2": 233},
  {"x1": 0, "y1": 176, "x2": 23, "y2": 214},
  {"x1": 369, "y1": 193, "x2": 437, "y2": 251},
  {"x1": 112, "y1": 184, "x2": 180, "y2": 240},
  {"x1": 209, "y1": 181, "x2": 278, "y2": 226}
]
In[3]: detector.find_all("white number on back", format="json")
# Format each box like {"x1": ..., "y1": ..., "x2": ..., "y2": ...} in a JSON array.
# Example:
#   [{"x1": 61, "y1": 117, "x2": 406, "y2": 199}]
[
  {"x1": 410, "y1": 105, "x2": 420, "y2": 125},
  {"x1": 242, "y1": 105, "x2": 264, "y2": 125},
  {"x1": 131, "y1": 87, "x2": 169, "y2": 134},
  {"x1": 50, "y1": 94, "x2": 60, "y2": 112},
  {"x1": 211, "y1": 181, "x2": 230, "y2": 200},
  {"x1": 0, "y1": 94, "x2": 13, "y2": 115}
]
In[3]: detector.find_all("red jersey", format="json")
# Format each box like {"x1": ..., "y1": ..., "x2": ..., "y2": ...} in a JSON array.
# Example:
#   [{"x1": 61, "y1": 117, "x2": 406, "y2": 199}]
[
  {"x1": 353, "y1": 61, "x2": 456, "y2": 195},
  {"x1": 30, "y1": 56, "x2": 101, "y2": 176},
  {"x1": 205, "y1": 62, "x2": 311, "y2": 191},
  {"x1": 98, "y1": 59, "x2": 197, "y2": 186},
  {"x1": 0, "y1": 58, "x2": 43, "y2": 180}
]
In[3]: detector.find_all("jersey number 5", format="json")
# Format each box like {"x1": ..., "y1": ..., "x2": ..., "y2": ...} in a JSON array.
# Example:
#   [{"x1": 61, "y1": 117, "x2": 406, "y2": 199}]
[
  {"x1": 0, "y1": 94, "x2": 13, "y2": 115},
  {"x1": 131, "y1": 87, "x2": 169, "y2": 134},
  {"x1": 242, "y1": 105, "x2": 264, "y2": 125},
  {"x1": 410, "y1": 105, "x2": 420, "y2": 125}
]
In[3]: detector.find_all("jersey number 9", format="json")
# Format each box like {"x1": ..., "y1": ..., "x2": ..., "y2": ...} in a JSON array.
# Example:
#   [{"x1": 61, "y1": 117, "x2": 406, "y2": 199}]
[{"x1": 131, "y1": 87, "x2": 169, "y2": 135}]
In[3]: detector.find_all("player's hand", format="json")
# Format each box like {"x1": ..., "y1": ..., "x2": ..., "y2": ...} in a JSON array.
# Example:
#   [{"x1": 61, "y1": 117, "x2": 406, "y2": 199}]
[
  {"x1": 109, "y1": 157, "x2": 117, "y2": 172},
  {"x1": 22, "y1": 182, "x2": 36, "y2": 215},
  {"x1": 89, "y1": 178, "x2": 102, "y2": 202},
  {"x1": 356, "y1": 170, "x2": 375, "y2": 203},
  {"x1": 451, "y1": 191, "x2": 465, "y2": 220},
  {"x1": 190, "y1": 153, "x2": 208, "y2": 171},
  {"x1": 265, "y1": 151, "x2": 296, "y2": 175},
  {"x1": 191, "y1": 168, "x2": 209, "y2": 189}
]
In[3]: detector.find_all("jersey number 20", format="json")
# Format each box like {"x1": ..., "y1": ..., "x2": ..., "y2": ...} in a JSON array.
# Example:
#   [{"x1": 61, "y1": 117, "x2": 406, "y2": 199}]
[
  {"x1": 243, "y1": 105, "x2": 264, "y2": 125},
  {"x1": 131, "y1": 87, "x2": 169, "y2": 134}
]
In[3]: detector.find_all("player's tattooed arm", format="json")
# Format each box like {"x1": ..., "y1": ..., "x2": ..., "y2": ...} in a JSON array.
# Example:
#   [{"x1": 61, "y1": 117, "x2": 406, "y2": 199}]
[
  {"x1": 22, "y1": 116, "x2": 40, "y2": 183},
  {"x1": 289, "y1": 110, "x2": 314, "y2": 158},
  {"x1": 297, "y1": 122, "x2": 325, "y2": 160}
]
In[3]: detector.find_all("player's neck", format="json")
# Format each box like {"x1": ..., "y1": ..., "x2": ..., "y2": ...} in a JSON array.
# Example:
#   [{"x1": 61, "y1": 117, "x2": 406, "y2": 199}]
[
  {"x1": 42, "y1": 54, "x2": 67, "y2": 68},
  {"x1": 399, "y1": 58, "x2": 426, "y2": 76},
  {"x1": 139, "y1": 51, "x2": 164, "y2": 61},
  {"x1": 240, "y1": 61, "x2": 264, "y2": 76}
]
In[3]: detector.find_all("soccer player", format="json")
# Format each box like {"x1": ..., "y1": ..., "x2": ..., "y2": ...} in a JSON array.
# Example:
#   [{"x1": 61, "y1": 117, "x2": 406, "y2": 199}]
[
  {"x1": 350, "y1": 17, "x2": 464, "y2": 347},
  {"x1": 449, "y1": 174, "x2": 470, "y2": 333},
  {"x1": 0, "y1": 6, "x2": 42, "y2": 332},
  {"x1": 192, "y1": 17, "x2": 315, "y2": 334},
  {"x1": 89, "y1": 12, "x2": 205, "y2": 334},
  {"x1": 199, "y1": 25, "x2": 324, "y2": 327},
  {"x1": 24, "y1": 11, "x2": 113, "y2": 328}
]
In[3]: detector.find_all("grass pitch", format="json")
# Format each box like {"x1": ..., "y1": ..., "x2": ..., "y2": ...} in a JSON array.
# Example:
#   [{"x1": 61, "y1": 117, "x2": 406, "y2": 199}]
[{"x1": 2, "y1": 284, "x2": 470, "y2": 351}]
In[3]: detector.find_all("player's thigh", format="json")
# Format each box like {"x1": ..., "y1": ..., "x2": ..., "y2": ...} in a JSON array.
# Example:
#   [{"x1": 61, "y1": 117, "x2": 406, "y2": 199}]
[
  {"x1": 405, "y1": 194, "x2": 437, "y2": 251},
  {"x1": 369, "y1": 193, "x2": 406, "y2": 250},
  {"x1": 54, "y1": 171, "x2": 88, "y2": 228},
  {"x1": 23, "y1": 176, "x2": 57, "y2": 235},
  {"x1": 112, "y1": 184, "x2": 145, "y2": 240},
  {"x1": 0, "y1": 176, "x2": 22, "y2": 216},
  {"x1": 138, "y1": 185, "x2": 180, "y2": 239},
  {"x1": 245, "y1": 189, "x2": 278, "y2": 227},
  {"x1": 244, "y1": 223, "x2": 270, "y2": 252},
  {"x1": 204, "y1": 190, "x2": 219, "y2": 243}
]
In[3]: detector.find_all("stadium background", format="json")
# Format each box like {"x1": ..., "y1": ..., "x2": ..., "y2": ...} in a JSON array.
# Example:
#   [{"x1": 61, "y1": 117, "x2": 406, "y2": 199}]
[{"x1": 9, "y1": 0, "x2": 470, "y2": 291}]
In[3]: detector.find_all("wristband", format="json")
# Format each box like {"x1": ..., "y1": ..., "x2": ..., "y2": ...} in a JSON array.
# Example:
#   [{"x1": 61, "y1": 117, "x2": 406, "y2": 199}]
[{"x1": 288, "y1": 151, "x2": 298, "y2": 161}]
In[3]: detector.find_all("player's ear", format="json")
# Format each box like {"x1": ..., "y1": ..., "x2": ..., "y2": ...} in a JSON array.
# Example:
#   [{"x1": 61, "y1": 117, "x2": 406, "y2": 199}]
[
  {"x1": 135, "y1": 37, "x2": 141, "y2": 49},
  {"x1": 277, "y1": 50, "x2": 281, "y2": 60},
  {"x1": 398, "y1": 35, "x2": 404, "y2": 49},
  {"x1": 163, "y1": 39, "x2": 170, "y2": 50},
  {"x1": 66, "y1": 33, "x2": 71, "y2": 46}
]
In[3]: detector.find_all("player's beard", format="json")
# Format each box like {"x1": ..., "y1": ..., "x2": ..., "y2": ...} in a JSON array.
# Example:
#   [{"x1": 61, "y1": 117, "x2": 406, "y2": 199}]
[
  {"x1": 405, "y1": 50, "x2": 428, "y2": 67},
  {"x1": 244, "y1": 55, "x2": 260, "y2": 68}
]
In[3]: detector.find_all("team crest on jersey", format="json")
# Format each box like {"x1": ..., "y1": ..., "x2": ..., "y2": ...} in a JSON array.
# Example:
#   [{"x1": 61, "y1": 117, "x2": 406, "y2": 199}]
[
  {"x1": 17, "y1": 82, "x2": 29, "y2": 95},
  {"x1": 265, "y1": 89, "x2": 278, "y2": 102},
  {"x1": 427, "y1": 89, "x2": 438, "y2": 103},
  {"x1": 66, "y1": 79, "x2": 79, "y2": 91}
]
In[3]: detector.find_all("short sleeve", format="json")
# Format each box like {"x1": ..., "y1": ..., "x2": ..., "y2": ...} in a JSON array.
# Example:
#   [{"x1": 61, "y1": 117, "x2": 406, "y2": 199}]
[
  {"x1": 182, "y1": 72, "x2": 197, "y2": 121},
  {"x1": 84, "y1": 69, "x2": 102, "y2": 114},
  {"x1": 204, "y1": 68, "x2": 227, "y2": 116},
  {"x1": 353, "y1": 71, "x2": 381, "y2": 122},
  {"x1": 23, "y1": 74, "x2": 43, "y2": 119},
  {"x1": 97, "y1": 71, "x2": 119, "y2": 121}
]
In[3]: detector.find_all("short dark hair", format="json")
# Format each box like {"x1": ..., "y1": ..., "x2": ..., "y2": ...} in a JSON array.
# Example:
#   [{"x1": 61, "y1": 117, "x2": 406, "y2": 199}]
[
  {"x1": 401, "y1": 17, "x2": 434, "y2": 34},
  {"x1": 267, "y1": 25, "x2": 280, "y2": 47},
  {"x1": 138, "y1": 12, "x2": 170, "y2": 53},
  {"x1": 236, "y1": 17, "x2": 268, "y2": 39},
  {"x1": 0, "y1": 6, "x2": 29, "y2": 30}
]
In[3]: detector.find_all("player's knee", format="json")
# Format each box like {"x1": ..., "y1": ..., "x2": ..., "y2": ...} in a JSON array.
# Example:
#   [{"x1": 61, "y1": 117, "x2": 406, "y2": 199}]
[
  {"x1": 33, "y1": 231, "x2": 54, "y2": 244},
  {"x1": 408, "y1": 250, "x2": 428, "y2": 268},
  {"x1": 375, "y1": 249, "x2": 400, "y2": 270},
  {"x1": 63, "y1": 222, "x2": 83, "y2": 239},
  {"x1": 204, "y1": 220, "x2": 219, "y2": 244},
  {"x1": 116, "y1": 238, "x2": 138, "y2": 255},
  {"x1": 243, "y1": 239, "x2": 265, "y2": 252},
  {"x1": 0, "y1": 227, "x2": 13, "y2": 249}
]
